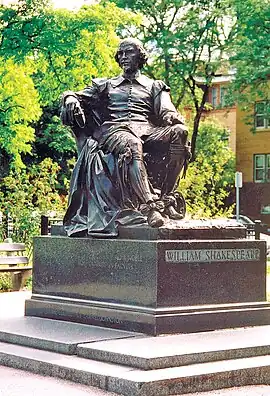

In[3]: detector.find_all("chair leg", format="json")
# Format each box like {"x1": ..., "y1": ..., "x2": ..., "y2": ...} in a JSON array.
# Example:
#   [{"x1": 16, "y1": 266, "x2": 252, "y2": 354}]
[
  {"x1": 11, "y1": 272, "x2": 22, "y2": 291},
  {"x1": 11, "y1": 270, "x2": 31, "y2": 291}
]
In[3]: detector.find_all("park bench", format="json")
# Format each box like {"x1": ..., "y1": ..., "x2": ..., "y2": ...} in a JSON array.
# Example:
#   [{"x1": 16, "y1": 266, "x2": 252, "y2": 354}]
[{"x1": 0, "y1": 242, "x2": 32, "y2": 291}]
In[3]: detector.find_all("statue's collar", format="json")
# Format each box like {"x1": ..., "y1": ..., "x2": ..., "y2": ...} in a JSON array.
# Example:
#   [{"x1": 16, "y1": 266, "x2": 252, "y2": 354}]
[{"x1": 110, "y1": 72, "x2": 152, "y2": 88}]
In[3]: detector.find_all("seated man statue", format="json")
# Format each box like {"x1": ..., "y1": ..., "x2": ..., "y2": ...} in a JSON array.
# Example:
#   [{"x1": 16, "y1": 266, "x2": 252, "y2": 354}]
[{"x1": 61, "y1": 38, "x2": 190, "y2": 236}]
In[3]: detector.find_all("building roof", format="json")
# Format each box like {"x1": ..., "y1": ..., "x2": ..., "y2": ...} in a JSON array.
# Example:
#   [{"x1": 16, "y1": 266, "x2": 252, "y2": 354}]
[{"x1": 195, "y1": 69, "x2": 236, "y2": 84}]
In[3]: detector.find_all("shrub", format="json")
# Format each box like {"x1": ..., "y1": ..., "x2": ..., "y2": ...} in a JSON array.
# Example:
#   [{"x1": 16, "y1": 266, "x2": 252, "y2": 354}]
[
  {"x1": 179, "y1": 118, "x2": 235, "y2": 218},
  {"x1": 0, "y1": 158, "x2": 67, "y2": 253},
  {"x1": 0, "y1": 273, "x2": 12, "y2": 292}
]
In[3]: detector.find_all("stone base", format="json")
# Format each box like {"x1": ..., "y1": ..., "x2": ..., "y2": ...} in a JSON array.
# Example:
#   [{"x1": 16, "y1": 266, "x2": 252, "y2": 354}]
[
  {"x1": 51, "y1": 218, "x2": 246, "y2": 240},
  {"x1": 26, "y1": 296, "x2": 270, "y2": 335},
  {"x1": 25, "y1": 229, "x2": 269, "y2": 335}
]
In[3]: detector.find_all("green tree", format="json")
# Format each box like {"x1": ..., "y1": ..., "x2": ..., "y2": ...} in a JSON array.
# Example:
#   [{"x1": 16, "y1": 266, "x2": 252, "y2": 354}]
[
  {"x1": 0, "y1": 58, "x2": 41, "y2": 170},
  {"x1": 179, "y1": 118, "x2": 235, "y2": 217},
  {"x1": 112, "y1": 0, "x2": 236, "y2": 158},
  {"x1": 0, "y1": 0, "x2": 51, "y2": 60},
  {"x1": 229, "y1": 0, "x2": 270, "y2": 105},
  {"x1": 1, "y1": 2, "x2": 139, "y2": 101},
  {"x1": 30, "y1": 4, "x2": 139, "y2": 105}
]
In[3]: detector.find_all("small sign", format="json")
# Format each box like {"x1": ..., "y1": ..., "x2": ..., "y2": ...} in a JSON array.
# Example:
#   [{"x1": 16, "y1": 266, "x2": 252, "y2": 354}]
[
  {"x1": 235, "y1": 172, "x2": 243, "y2": 188},
  {"x1": 165, "y1": 248, "x2": 260, "y2": 263}
]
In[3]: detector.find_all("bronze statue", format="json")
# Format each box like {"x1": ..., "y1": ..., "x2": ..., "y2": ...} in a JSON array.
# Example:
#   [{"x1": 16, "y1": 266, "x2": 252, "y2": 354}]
[{"x1": 61, "y1": 38, "x2": 190, "y2": 237}]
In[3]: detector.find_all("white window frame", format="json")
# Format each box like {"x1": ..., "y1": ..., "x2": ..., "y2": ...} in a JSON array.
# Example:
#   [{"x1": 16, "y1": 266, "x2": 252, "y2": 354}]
[
  {"x1": 254, "y1": 154, "x2": 270, "y2": 183},
  {"x1": 211, "y1": 87, "x2": 217, "y2": 107},
  {"x1": 255, "y1": 101, "x2": 269, "y2": 130},
  {"x1": 220, "y1": 87, "x2": 227, "y2": 107}
]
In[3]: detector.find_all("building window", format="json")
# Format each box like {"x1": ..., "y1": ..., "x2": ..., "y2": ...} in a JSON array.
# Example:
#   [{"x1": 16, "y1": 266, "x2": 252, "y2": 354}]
[
  {"x1": 254, "y1": 154, "x2": 270, "y2": 183},
  {"x1": 255, "y1": 101, "x2": 270, "y2": 129},
  {"x1": 211, "y1": 87, "x2": 217, "y2": 107},
  {"x1": 220, "y1": 87, "x2": 227, "y2": 107}
]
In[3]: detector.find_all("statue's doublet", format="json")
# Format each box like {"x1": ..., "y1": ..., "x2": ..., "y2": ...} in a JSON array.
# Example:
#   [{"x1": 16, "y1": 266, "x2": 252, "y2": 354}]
[{"x1": 74, "y1": 74, "x2": 177, "y2": 140}]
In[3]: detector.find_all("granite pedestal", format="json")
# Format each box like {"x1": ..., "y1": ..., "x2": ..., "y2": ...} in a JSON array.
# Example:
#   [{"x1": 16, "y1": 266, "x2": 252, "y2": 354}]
[{"x1": 25, "y1": 220, "x2": 270, "y2": 335}]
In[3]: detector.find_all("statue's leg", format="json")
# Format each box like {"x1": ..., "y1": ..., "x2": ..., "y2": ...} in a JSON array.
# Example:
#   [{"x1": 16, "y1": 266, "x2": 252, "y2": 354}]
[
  {"x1": 161, "y1": 125, "x2": 190, "y2": 219},
  {"x1": 144, "y1": 125, "x2": 190, "y2": 220},
  {"x1": 160, "y1": 125, "x2": 189, "y2": 196},
  {"x1": 126, "y1": 139, "x2": 165, "y2": 227}
]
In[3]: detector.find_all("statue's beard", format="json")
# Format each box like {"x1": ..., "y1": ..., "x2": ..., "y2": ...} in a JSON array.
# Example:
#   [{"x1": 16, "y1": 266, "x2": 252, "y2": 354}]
[{"x1": 121, "y1": 62, "x2": 139, "y2": 75}]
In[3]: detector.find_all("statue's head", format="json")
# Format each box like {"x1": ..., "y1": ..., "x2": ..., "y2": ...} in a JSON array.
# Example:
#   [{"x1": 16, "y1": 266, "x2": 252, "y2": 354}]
[{"x1": 114, "y1": 38, "x2": 148, "y2": 71}]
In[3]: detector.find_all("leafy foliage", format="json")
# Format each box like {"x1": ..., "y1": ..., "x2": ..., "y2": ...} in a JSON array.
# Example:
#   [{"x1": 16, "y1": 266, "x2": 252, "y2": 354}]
[
  {"x1": 0, "y1": 59, "x2": 41, "y2": 169},
  {"x1": 229, "y1": 0, "x2": 270, "y2": 105},
  {"x1": 0, "y1": 0, "x2": 51, "y2": 60},
  {"x1": 0, "y1": 158, "x2": 66, "y2": 250},
  {"x1": 111, "y1": 0, "x2": 270, "y2": 155},
  {"x1": 180, "y1": 118, "x2": 235, "y2": 218},
  {"x1": 0, "y1": 273, "x2": 12, "y2": 292},
  {"x1": 30, "y1": 4, "x2": 140, "y2": 104}
]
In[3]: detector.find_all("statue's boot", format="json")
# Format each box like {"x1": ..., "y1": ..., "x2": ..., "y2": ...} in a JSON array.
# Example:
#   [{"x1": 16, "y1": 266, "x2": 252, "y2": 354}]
[
  {"x1": 147, "y1": 209, "x2": 164, "y2": 227},
  {"x1": 165, "y1": 203, "x2": 183, "y2": 220}
]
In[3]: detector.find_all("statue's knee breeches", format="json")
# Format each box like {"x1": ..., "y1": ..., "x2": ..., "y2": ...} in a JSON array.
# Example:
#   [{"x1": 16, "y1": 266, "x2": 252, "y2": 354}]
[
  {"x1": 125, "y1": 137, "x2": 143, "y2": 160},
  {"x1": 107, "y1": 132, "x2": 152, "y2": 202},
  {"x1": 102, "y1": 131, "x2": 143, "y2": 161},
  {"x1": 118, "y1": 136, "x2": 143, "y2": 163}
]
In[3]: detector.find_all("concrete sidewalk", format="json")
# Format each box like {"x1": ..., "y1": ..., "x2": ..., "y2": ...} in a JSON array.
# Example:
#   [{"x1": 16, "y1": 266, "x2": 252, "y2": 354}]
[
  {"x1": 0, "y1": 291, "x2": 270, "y2": 396},
  {"x1": 0, "y1": 365, "x2": 119, "y2": 396},
  {"x1": 1, "y1": 364, "x2": 270, "y2": 396},
  {"x1": 0, "y1": 290, "x2": 31, "y2": 318}
]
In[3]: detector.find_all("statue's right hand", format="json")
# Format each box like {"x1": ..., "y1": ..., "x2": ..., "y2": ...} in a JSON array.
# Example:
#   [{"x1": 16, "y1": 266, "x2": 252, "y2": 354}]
[{"x1": 65, "y1": 96, "x2": 81, "y2": 124}]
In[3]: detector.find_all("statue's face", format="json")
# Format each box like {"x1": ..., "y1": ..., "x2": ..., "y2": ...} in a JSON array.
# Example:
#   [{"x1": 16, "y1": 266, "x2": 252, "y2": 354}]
[{"x1": 117, "y1": 44, "x2": 140, "y2": 74}]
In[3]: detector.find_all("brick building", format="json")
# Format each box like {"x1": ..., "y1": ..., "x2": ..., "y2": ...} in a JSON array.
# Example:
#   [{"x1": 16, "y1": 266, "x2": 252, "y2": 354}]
[{"x1": 199, "y1": 75, "x2": 270, "y2": 225}]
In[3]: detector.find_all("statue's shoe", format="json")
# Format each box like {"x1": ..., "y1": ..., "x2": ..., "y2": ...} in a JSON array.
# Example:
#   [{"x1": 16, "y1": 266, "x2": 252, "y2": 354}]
[
  {"x1": 165, "y1": 205, "x2": 184, "y2": 220},
  {"x1": 147, "y1": 210, "x2": 164, "y2": 228}
]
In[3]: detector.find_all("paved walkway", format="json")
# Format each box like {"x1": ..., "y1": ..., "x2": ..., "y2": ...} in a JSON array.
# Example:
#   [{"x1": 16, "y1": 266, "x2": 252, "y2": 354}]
[
  {"x1": 0, "y1": 365, "x2": 118, "y2": 396},
  {"x1": 182, "y1": 386, "x2": 270, "y2": 395},
  {"x1": 0, "y1": 291, "x2": 270, "y2": 396},
  {"x1": 1, "y1": 364, "x2": 270, "y2": 396}
]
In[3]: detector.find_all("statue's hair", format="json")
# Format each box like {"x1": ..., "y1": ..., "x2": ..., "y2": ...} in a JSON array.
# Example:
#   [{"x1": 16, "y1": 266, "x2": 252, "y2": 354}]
[{"x1": 114, "y1": 38, "x2": 148, "y2": 69}]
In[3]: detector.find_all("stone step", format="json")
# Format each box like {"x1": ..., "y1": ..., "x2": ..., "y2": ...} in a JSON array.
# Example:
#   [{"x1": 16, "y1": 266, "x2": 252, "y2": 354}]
[
  {"x1": 77, "y1": 325, "x2": 270, "y2": 370},
  {"x1": 1, "y1": 341, "x2": 270, "y2": 396},
  {"x1": 0, "y1": 317, "x2": 142, "y2": 354},
  {"x1": 1, "y1": 317, "x2": 270, "y2": 371}
]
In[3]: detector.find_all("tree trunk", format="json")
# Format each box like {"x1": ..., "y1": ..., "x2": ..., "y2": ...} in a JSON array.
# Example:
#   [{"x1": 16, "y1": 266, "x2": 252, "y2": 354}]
[
  {"x1": 190, "y1": 85, "x2": 210, "y2": 161},
  {"x1": 191, "y1": 112, "x2": 201, "y2": 161}
]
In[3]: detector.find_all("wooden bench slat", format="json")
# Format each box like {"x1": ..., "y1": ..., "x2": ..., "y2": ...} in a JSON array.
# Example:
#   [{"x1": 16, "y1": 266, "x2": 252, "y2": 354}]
[
  {"x1": 0, "y1": 243, "x2": 25, "y2": 251},
  {"x1": 0, "y1": 266, "x2": 32, "y2": 273},
  {"x1": 0, "y1": 257, "x2": 28, "y2": 265},
  {"x1": 0, "y1": 241, "x2": 30, "y2": 290}
]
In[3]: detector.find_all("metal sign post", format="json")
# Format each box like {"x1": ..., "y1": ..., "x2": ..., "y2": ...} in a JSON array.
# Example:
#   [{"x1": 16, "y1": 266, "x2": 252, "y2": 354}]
[{"x1": 235, "y1": 171, "x2": 243, "y2": 222}]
